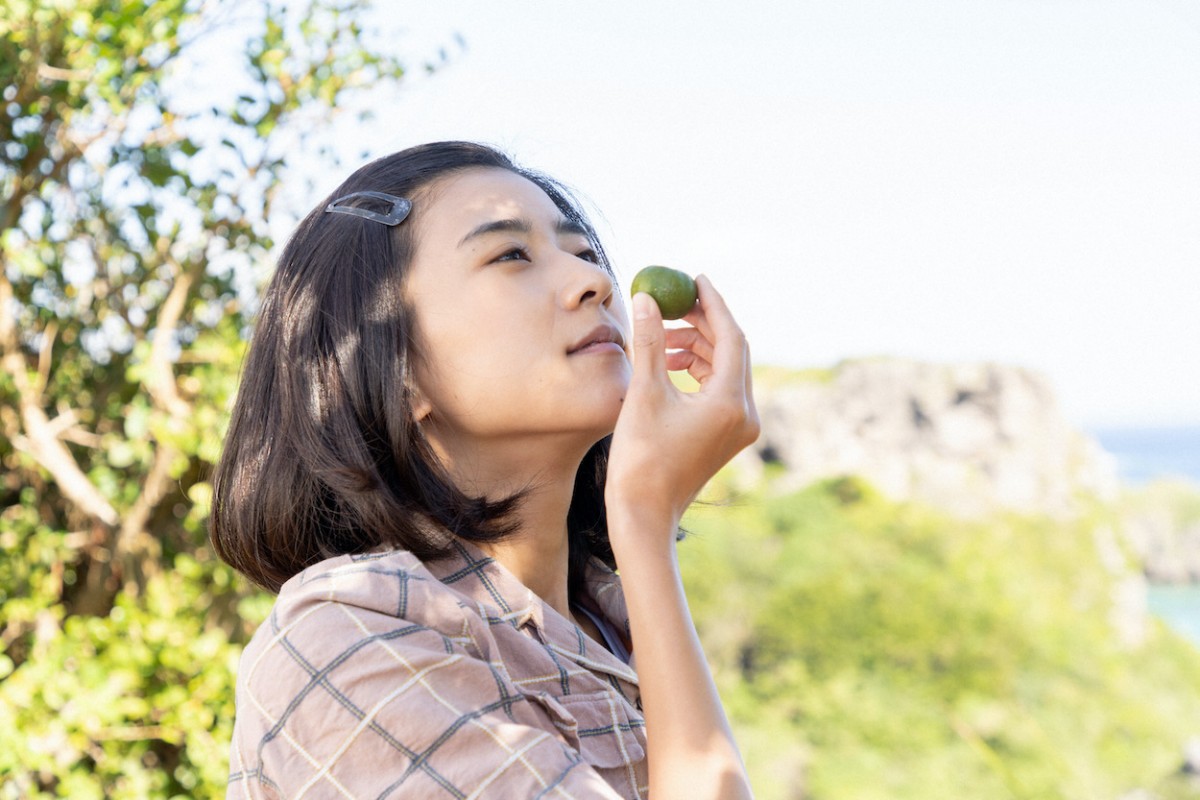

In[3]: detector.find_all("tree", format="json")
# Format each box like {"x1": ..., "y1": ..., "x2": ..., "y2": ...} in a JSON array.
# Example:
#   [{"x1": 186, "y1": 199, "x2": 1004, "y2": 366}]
[{"x1": 0, "y1": 1, "x2": 411, "y2": 794}]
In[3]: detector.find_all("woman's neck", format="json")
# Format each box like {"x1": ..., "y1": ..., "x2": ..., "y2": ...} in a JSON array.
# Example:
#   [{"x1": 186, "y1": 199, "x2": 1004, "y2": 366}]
[
  {"x1": 432, "y1": 436, "x2": 589, "y2": 621},
  {"x1": 475, "y1": 475, "x2": 575, "y2": 617}
]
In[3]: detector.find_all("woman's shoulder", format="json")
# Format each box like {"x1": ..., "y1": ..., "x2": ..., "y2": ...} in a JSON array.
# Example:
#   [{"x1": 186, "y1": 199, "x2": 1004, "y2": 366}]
[
  {"x1": 233, "y1": 547, "x2": 494, "y2": 730},
  {"x1": 235, "y1": 548, "x2": 486, "y2": 693},
  {"x1": 249, "y1": 547, "x2": 476, "y2": 648},
  {"x1": 279, "y1": 548, "x2": 440, "y2": 611}
]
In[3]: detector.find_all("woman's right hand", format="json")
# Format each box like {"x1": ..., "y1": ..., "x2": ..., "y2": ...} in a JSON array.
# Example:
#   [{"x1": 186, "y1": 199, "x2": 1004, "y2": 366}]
[
  {"x1": 605, "y1": 274, "x2": 760, "y2": 538},
  {"x1": 603, "y1": 274, "x2": 759, "y2": 800}
]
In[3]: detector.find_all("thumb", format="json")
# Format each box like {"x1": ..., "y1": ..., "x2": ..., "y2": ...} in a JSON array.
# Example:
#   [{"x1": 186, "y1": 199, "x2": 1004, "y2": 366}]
[{"x1": 629, "y1": 292, "x2": 667, "y2": 383}]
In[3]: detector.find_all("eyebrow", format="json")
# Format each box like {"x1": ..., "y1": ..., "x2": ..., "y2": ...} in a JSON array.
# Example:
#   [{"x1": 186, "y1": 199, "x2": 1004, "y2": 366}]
[{"x1": 457, "y1": 217, "x2": 590, "y2": 248}]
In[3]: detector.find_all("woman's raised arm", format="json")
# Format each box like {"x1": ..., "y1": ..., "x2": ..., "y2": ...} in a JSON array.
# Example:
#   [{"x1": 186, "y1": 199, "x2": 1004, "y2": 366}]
[{"x1": 606, "y1": 275, "x2": 759, "y2": 800}]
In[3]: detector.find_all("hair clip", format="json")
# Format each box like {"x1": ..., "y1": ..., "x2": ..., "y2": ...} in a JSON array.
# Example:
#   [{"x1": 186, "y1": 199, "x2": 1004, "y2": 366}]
[{"x1": 325, "y1": 191, "x2": 412, "y2": 226}]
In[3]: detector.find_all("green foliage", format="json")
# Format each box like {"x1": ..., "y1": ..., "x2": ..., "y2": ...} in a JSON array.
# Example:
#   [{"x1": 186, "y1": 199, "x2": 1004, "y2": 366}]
[
  {"x1": 0, "y1": 0, "x2": 408, "y2": 795},
  {"x1": 681, "y1": 477, "x2": 1200, "y2": 800},
  {"x1": 1118, "y1": 478, "x2": 1200, "y2": 530},
  {"x1": 0, "y1": 553, "x2": 264, "y2": 798},
  {"x1": 752, "y1": 364, "x2": 838, "y2": 387}
]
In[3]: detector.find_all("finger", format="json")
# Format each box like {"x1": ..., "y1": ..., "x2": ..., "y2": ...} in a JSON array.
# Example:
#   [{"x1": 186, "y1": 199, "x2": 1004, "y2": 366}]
[
  {"x1": 681, "y1": 297, "x2": 716, "y2": 344},
  {"x1": 665, "y1": 350, "x2": 694, "y2": 372},
  {"x1": 693, "y1": 275, "x2": 747, "y2": 393},
  {"x1": 629, "y1": 292, "x2": 668, "y2": 385},
  {"x1": 667, "y1": 347, "x2": 710, "y2": 381},
  {"x1": 743, "y1": 337, "x2": 756, "y2": 400},
  {"x1": 687, "y1": 356, "x2": 715, "y2": 384},
  {"x1": 664, "y1": 327, "x2": 715, "y2": 364},
  {"x1": 665, "y1": 351, "x2": 715, "y2": 384}
]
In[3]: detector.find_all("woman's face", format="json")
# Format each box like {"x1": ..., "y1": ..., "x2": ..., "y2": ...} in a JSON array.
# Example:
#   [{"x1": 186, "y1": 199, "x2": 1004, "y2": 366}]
[{"x1": 403, "y1": 168, "x2": 631, "y2": 460}]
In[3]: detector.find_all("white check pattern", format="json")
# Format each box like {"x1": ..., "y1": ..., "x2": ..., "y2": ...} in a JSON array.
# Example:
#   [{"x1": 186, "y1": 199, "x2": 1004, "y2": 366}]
[{"x1": 227, "y1": 540, "x2": 648, "y2": 799}]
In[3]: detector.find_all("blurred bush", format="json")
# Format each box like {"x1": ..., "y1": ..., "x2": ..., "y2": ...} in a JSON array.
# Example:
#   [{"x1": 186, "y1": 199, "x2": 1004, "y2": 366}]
[
  {"x1": 0, "y1": 1, "x2": 405, "y2": 795},
  {"x1": 682, "y1": 475, "x2": 1200, "y2": 800}
]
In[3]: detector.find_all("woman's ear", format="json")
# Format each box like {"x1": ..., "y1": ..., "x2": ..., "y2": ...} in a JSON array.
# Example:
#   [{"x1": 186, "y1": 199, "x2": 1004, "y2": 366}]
[
  {"x1": 410, "y1": 387, "x2": 433, "y2": 424},
  {"x1": 404, "y1": 341, "x2": 434, "y2": 424},
  {"x1": 406, "y1": 365, "x2": 434, "y2": 424}
]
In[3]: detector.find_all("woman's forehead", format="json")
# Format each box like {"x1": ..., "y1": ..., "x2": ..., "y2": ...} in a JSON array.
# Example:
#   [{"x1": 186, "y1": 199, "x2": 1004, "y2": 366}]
[{"x1": 416, "y1": 168, "x2": 564, "y2": 239}]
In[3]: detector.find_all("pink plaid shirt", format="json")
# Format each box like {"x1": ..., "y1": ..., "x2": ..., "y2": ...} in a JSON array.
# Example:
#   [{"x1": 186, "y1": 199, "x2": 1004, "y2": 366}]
[{"x1": 227, "y1": 540, "x2": 648, "y2": 798}]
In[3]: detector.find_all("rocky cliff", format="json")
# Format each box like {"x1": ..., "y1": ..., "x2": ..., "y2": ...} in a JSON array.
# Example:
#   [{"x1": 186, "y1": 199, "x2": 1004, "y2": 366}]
[
  {"x1": 739, "y1": 358, "x2": 1200, "y2": 585},
  {"x1": 743, "y1": 358, "x2": 1120, "y2": 518},
  {"x1": 1116, "y1": 480, "x2": 1200, "y2": 583}
]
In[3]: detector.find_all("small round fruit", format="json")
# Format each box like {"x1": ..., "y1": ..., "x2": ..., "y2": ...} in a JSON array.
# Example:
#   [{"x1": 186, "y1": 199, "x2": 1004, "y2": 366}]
[{"x1": 630, "y1": 266, "x2": 697, "y2": 320}]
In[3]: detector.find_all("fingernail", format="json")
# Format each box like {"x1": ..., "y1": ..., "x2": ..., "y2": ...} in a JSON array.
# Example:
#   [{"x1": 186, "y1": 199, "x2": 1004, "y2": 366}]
[{"x1": 633, "y1": 293, "x2": 652, "y2": 320}]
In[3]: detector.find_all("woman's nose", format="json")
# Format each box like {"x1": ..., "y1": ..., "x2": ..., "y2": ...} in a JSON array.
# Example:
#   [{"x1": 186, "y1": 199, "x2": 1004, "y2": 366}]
[{"x1": 560, "y1": 254, "x2": 615, "y2": 310}]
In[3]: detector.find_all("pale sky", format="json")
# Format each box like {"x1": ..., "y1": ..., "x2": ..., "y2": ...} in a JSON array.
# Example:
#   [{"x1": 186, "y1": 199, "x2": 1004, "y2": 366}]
[{"x1": 293, "y1": 0, "x2": 1200, "y2": 428}]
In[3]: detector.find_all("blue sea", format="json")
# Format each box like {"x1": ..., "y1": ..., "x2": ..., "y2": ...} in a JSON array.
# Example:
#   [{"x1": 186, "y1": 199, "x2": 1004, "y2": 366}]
[
  {"x1": 1089, "y1": 425, "x2": 1200, "y2": 647},
  {"x1": 1089, "y1": 425, "x2": 1200, "y2": 485},
  {"x1": 1147, "y1": 585, "x2": 1200, "y2": 649}
]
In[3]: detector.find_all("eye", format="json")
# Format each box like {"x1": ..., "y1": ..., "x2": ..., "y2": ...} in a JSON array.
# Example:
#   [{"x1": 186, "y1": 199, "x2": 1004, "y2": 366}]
[
  {"x1": 576, "y1": 248, "x2": 600, "y2": 264},
  {"x1": 494, "y1": 247, "x2": 530, "y2": 264}
]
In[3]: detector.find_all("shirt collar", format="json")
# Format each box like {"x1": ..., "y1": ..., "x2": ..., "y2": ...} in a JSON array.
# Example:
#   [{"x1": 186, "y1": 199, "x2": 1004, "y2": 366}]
[{"x1": 425, "y1": 539, "x2": 638, "y2": 686}]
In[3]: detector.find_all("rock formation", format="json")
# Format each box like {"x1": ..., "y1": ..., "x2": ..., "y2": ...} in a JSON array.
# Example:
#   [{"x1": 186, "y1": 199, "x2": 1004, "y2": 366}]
[
  {"x1": 738, "y1": 357, "x2": 1200, "y2": 587},
  {"x1": 1116, "y1": 480, "x2": 1200, "y2": 583},
  {"x1": 745, "y1": 358, "x2": 1119, "y2": 518}
]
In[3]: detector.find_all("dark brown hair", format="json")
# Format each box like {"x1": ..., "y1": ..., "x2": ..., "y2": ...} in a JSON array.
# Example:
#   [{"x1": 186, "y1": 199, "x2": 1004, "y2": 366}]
[{"x1": 210, "y1": 141, "x2": 615, "y2": 600}]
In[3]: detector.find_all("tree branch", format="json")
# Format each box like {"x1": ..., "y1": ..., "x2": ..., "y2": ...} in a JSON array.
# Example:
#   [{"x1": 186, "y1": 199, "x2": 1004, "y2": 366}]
[
  {"x1": 144, "y1": 252, "x2": 201, "y2": 420},
  {"x1": 43, "y1": 407, "x2": 78, "y2": 440},
  {"x1": 0, "y1": 273, "x2": 119, "y2": 526},
  {"x1": 115, "y1": 441, "x2": 172, "y2": 586},
  {"x1": 35, "y1": 320, "x2": 57, "y2": 395},
  {"x1": 108, "y1": 251, "x2": 203, "y2": 586}
]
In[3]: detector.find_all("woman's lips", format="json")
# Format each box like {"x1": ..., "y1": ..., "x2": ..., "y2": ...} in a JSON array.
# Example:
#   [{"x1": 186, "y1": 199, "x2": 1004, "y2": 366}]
[
  {"x1": 567, "y1": 322, "x2": 626, "y2": 355},
  {"x1": 570, "y1": 341, "x2": 626, "y2": 356}
]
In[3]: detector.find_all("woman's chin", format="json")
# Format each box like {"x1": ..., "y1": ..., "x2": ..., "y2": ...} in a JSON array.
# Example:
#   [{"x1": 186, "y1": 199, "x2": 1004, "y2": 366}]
[{"x1": 573, "y1": 399, "x2": 623, "y2": 441}]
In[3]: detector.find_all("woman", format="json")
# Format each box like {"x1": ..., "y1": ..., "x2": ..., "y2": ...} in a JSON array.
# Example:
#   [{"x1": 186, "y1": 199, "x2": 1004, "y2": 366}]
[{"x1": 212, "y1": 141, "x2": 759, "y2": 799}]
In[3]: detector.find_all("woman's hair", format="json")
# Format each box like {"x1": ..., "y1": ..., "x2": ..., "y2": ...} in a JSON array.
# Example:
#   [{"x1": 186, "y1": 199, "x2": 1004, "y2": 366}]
[{"x1": 210, "y1": 141, "x2": 615, "y2": 601}]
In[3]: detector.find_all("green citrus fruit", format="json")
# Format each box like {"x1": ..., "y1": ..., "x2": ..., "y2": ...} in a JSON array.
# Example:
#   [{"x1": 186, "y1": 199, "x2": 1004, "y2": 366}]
[{"x1": 630, "y1": 265, "x2": 697, "y2": 320}]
